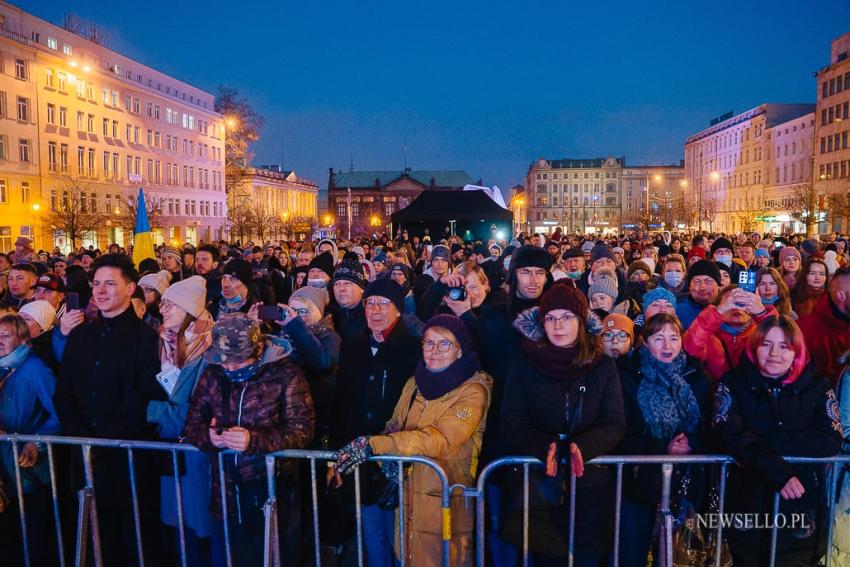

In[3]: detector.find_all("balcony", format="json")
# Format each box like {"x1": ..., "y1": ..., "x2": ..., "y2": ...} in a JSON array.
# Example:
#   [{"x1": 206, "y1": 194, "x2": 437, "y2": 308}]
[{"x1": 0, "y1": 28, "x2": 33, "y2": 47}]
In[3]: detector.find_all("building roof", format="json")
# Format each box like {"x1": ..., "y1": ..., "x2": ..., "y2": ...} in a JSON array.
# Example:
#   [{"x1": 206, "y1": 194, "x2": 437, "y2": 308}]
[
  {"x1": 545, "y1": 157, "x2": 624, "y2": 169},
  {"x1": 391, "y1": 190, "x2": 513, "y2": 223},
  {"x1": 686, "y1": 103, "x2": 815, "y2": 144},
  {"x1": 330, "y1": 168, "x2": 474, "y2": 189}
]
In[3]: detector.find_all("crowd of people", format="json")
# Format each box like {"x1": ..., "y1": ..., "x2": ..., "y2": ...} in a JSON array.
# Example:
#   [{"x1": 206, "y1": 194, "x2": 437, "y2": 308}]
[{"x1": 0, "y1": 227, "x2": 849, "y2": 566}]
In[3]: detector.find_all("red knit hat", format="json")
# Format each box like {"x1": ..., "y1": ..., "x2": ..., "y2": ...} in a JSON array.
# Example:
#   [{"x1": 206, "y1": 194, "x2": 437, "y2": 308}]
[
  {"x1": 687, "y1": 247, "x2": 706, "y2": 262},
  {"x1": 539, "y1": 280, "x2": 588, "y2": 321}
]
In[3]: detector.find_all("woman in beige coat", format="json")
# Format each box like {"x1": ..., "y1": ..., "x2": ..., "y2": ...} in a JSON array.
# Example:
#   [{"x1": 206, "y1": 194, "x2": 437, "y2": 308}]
[{"x1": 335, "y1": 313, "x2": 492, "y2": 566}]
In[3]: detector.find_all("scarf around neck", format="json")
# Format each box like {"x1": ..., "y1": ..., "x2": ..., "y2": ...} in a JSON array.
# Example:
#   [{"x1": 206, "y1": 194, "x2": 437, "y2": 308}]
[
  {"x1": 160, "y1": 325, "x2": 212, "y2": 369},
  {"x1": 414, "y1": 352, "x2": 481, "y2": 400},
  {"x1": 636, "y1": 346, "x2": 700, "y2": 440},
  {"x1": 0, "y1": 343, "x2": 33, "y2": 381},
  {"x1": 523, "y1": 339, "x2": 597, "y2": 382}
]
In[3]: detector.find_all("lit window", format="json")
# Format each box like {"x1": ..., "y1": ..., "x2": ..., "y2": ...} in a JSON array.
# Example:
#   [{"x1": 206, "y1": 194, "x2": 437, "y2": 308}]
[
  {"x1": 47, "y1": 37, "x2": 57, "y2": 50},
  {"x1": 63, "y1": 44, "x2": 72, "y2": 55}
]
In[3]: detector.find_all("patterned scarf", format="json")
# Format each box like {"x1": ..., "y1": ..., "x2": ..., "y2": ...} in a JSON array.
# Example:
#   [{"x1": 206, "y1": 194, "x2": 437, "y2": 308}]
[
  {"x1": 160, "y1": 325, "x2": 212, "y2": 370},
  {"x1": 636, "y1": 346, "x2": 700, "y2": 440}
]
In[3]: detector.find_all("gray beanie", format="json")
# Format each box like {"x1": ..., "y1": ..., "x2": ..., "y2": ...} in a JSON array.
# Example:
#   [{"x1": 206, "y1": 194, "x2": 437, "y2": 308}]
[
  {"x1": 588, "y1": 269, "x2": 618, "y2": 302},
  {"x1": 290, "y1": 286, "x2": 329, "y2": 314}
]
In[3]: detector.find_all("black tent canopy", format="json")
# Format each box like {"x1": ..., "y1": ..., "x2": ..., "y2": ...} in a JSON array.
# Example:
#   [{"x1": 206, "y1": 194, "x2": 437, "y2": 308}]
[{"x1": 391, "y1": 190, "x2": 514, "y2": 241}]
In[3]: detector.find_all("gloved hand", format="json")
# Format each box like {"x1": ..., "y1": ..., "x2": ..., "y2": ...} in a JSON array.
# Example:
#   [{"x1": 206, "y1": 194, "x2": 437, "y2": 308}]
[{"x1": 333, "y1": 436, "x2": 372, "y2": 475}]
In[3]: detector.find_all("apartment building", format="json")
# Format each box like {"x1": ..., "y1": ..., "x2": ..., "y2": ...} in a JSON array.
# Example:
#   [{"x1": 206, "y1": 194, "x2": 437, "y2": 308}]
[{"x1": 0, "y1": 2, "x2": 227, "y2": 252}]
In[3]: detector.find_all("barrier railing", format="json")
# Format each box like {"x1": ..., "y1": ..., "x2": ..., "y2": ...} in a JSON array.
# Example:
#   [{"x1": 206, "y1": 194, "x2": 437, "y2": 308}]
[{"x1": 0, "y1": 433, "x2": 847, "y2": 567}]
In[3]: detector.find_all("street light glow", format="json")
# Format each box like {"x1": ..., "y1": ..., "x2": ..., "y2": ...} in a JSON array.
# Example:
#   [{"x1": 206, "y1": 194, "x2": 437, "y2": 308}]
[{"x1": 31, "y1": 203, "x2": 41, "y2": 211}]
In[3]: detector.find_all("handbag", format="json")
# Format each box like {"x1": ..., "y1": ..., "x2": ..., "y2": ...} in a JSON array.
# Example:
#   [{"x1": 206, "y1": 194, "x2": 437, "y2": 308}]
[{"x1": 670, "y1": 466, "x2": 733, "y2": 567}]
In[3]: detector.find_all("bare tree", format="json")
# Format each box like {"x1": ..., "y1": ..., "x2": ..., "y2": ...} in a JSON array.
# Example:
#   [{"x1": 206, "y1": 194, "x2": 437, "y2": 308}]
[
  {"x1": 249, "y1": 203, "x2": 278, "y2": 244},
  {"x1": 735, "y1": 210, "x2": 759, "y2": 234},
  {"x1": 115, "y1": 191, "x2": 165, "y2": 237},
  {"x1": 789, "y1": 183, "x2": 826, "y2": 237},
  {"x1": 44, "y1": 181, "x2": 101, "y2": 250},
  {"x1": 701, "y1": 198, "x2": 721, "y2": 233},
  {"x1": 215, "y1": 86, "x2": 264, "y2": 169},
  {"x1": 226, "y1": 177, "x2": 254, "y2": 245},
  {"x1": 828, "y1": 191, "x2": 850, "y2": 234},
  {"x1": 62, "y1": 13, "x2": 109, "y2": 46}
]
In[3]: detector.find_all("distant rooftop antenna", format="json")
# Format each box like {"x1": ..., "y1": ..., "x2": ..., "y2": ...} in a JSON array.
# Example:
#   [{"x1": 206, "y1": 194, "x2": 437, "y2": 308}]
[
  {"x1": 403, "y1": 139, "x2": 408, "y2": 170},
  {"x1": 280, "y1": 139, "x2": 284, "y2": 172},
  {"x1": 349, "y1": 154, "x2": 354, "y2": 173}
]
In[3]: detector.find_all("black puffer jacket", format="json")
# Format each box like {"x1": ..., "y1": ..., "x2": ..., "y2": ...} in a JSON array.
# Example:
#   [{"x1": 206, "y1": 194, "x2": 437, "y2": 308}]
[
  {"x1": 713, "y1": 356, "x2": 842, "y2": 563},
  {"x1": 616, "y1": 350, "x2": 712, "y2": 507},
  {"x1": 501, "y1": 352, "x2": 625, "y2": 555}
]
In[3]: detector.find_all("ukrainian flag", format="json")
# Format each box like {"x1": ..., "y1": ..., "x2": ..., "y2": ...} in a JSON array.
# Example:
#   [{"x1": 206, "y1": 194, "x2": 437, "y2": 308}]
[{"x1": 132, "y1": 187, "x2": 155, "y2": 267}]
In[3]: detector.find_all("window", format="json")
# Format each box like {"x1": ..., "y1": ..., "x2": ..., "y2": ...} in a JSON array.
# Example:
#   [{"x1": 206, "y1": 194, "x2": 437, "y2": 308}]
[
  {"x1": 103, "y1": 118, "x2": 110, "y2": 136},
  {"x1": 45, "y1": 68, "x2": 54, "y2": 87},
  {"x1": 78, "y1": 146, "x2": 85, "y2": 174},
  {"x1": 134, "y1": 126, "x2": 140, "y2": 143},
  {"x1": 77, "y1": 111, "x2": 84, "y2": 130},
  {"x1": 154, "y1": 105, "x2": 160, "y2": 120},
  {"x1": 15, "y1": 58, "x2": 26, "y2": 80},
  {"x1": 87, "y1": 114, "x2": 94, "y2": 133},
  {"x1": 47, "y1": 37, "x2": 57, "y2": 50},
  {"x1": 0, "y1": 180, "x2": 5, "y2": 203},
  {"x1": 86, "y1": 82, "x2": 93, "y2": 100},
  {"x1": 16, "y1": 97, "x2": 29, "y2": 121},
  {"x1": 60, "y1": 144, "x2": 69, "y2": 173},
  {"x1": 102, "y1": 88, "x2": 109, "y2": 105},
  {"x1": 125, "y1": 95, "x2": 132, "y2": 111},
  {"x1": 0, "y1": 92, "x2": 5, "y2": 117},
  {"x1": 88, "y1": 148, "x2": 95, "y2": 176},
  {"x1": 0, "y1": 135, "x2": 5, "y2": 160},
  {"x1": 63, "y1": 44, "x2": 72, "y2": 55},
  {"x1": 111, "y1": 91, "x2": 119, "y2": 107},
  {"x1": 48, "y1": 142, "x2": 57, "y2": 172},
  {"x1": 112, "y1": 153, "x2": 120, "y2": 178},
  {"x1": 112, "y1": 120, "x2": 118, "y2": 138},
  {"x1": 133, "y1": 97, "x2": 140, "y2": 113},
  {"x1": 57, "y1": 72, "x2": 66, "y2": 91},
  {"x1": 18, "y1": 139, "x2": 30, "y2": 163},
  {"x1": 21, "y1": 181, "x2": 29, "y2": 203},
  {"x1": 103, "y1": 151, "x2": 110, "y2": 176},
  {"x1": 134, "y1": 157, "x2": 141, "y2": 175},
  {"x1": 126, "y1": 124, "x2": 132, "y2": 141},
  {"x1": 46, "y1": 103, "x2": 55, "y2": 124}
]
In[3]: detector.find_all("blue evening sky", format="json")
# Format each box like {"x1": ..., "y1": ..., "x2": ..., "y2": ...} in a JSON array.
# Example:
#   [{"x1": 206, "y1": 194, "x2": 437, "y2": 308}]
[{"x1": 19, "y1": 0, "x2": 850, "y2": 194}]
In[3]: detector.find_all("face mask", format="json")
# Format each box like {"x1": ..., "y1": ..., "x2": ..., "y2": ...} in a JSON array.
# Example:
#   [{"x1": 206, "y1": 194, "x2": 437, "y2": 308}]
[
  {"x1": 641, "y1": 257, "x2": 656, "y2": 273},
  {"x1": 222, "y1": 360, "x2": 261, "y2": 383},
  {"x1": 761, "y1": 295, "x2": 779, "y2": 305},
  {"x1": 715, "y1": 254, "x2": 732, "y2": 267},
  {"x1": 663, "y1": 271, "x2": 683, "y2": 288},
  {"x1": 223, "y1": 292, "x2": 244, "y2": 305},
  {"x1": 307, "y1": 278, "x2": 327, "y2": 288},
  {"x1": 503, "y1": 257, "x2": 511, "y2": 270},
  {"x1": 566, "y1": 271, "x2": 582, "y2": 280}
]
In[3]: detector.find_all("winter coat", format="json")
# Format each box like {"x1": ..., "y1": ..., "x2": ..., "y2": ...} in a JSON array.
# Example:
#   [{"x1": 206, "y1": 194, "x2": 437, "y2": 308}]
[
  {"x1": 369, "y1": 372, "x2": 492, "y2": 566},
  {"x1": 793, "y1": 286, "x2": 827, "y2": 319},
  {"x1": 183, "y1": 358, "x2": 315, "y2": 518},
  {"x1": 147, "y1": 356, "x2": 214, "y2": 537},
  {"x1": 614, "y1": 351, "x2": 712, "y2": 507},
  {"x1": 331, "y1": 302, "x2": 367, "y2": 342},
  {"x1": 500, "y1": 352, "x2": 626, "y2": 555},
  {"x1": 683, "y1": 304, "x2": 777, "y2": 381},
  {"x1": 712, "y1": 356, "x2": 842, "y2": 564},
  {"x1": 0, "y1": 350, "x2": 61, "y2": 495},
  {"x1": 282, "y1": 314, "x2": 341, "y2": 447},
  {"x1": 798, "y1": 294, "x2": 850, "y2": 386},
  {"x1": 202, "y1": 270, "x2": 223, "y2": 307},
  {"x1": 675, "y1": 295, "x2": 707, "y2": 330},
  {"x1": 329, "y1": 320, "x2": 422, "y2": 448},
  {"x1": 54, "y1": 306, "x2": 164, "y2": 439}
]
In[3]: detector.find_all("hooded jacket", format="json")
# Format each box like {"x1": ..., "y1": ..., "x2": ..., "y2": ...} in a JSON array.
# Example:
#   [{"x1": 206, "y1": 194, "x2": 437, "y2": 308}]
[
  {"x1": 183, "y1": 353, "x2": 315, "y2": 518},
  {"x1": 712, "y1": 356, "x2": 842, "y2": 560}
]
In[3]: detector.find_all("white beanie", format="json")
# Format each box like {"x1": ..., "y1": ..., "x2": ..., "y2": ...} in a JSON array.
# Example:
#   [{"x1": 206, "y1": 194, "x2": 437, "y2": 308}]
[
  {"x1": 138, "y1": 270, "x2": 172, "y2": 295},
  {"x1": 20, "y1": 300, "x2": 57, "y2": 333},
  {"x1": 162, "y1": 275, "x2": 207, "y2": 318}
]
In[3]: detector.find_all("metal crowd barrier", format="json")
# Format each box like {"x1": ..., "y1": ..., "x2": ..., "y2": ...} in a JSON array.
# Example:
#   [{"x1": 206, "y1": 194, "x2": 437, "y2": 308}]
[
  {"x1": 476, "y1": 454, "x2": 850, "y2": 567},
  {"x1": 0, "y1": 433, "x2": 451, "y2": 567},
  {"x1": 0, "y1": 433, "x2": 848, "y2": 567}
]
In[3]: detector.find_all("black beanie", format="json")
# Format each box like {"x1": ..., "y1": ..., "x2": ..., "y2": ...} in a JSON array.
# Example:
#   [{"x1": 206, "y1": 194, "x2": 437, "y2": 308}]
[
  {"x1": 363, "y1": 278, "x2": 406, "y2": 313},
  {"x1": 308, "y1": 251, "x2": 335, "y2": 279},
  {"x1": 222, "y1": 258, "x2": 253, "y2": 288},
  {"x1": 710, "y1": 237, "x2": 733, "y2": 256},
  {"x1": 511, "y1": 245, "x2": 553, "y2": 271},
  {"x1": 590, "y1": 244, "x2": 616, "y2": 264},
  {"x1": 687, "y1": 259, "x2": 722, "y2": 286}
]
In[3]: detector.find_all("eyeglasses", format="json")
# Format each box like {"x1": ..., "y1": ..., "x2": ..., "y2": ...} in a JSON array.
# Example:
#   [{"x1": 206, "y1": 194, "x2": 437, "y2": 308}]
[
  {"x1": 159, "y1": 299, "x2": 175, "y2": 311},
  {"x1": 422, "y1": 339, "x2": 457, "y2": 353},
  {"x1": 601, "y1": 331, "x2": 630, "y2": 343},
  {"x1": 543, "y1": 312, "x2": 576, "y2": 325},
  {"x1": 294, "y1": 307, "x2": 310, "y2": 317},
  {"x1": 364, "y1": 298, "x2": 393, "y2": 311}
]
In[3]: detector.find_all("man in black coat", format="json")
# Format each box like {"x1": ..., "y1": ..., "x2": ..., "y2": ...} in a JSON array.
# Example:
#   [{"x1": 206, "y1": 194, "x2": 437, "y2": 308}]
[
  {"x1": 195, "y1": 243, "x2": 223, "y2": 305},
  {"x1": 329, "y1": 279, "x2": 421, "y2": 566},
  {"x1": 53, "y1": 253, "x2": 165, "y2": 566}
]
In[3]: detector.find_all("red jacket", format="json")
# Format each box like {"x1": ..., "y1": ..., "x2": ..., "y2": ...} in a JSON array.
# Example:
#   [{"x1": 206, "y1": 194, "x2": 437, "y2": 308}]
[
  {"x1": 797, "y1": 294, "x2": 850, "y2": 386},
  {"x1": 683, "y1": 305, "x2": 777, "y2": 381}
]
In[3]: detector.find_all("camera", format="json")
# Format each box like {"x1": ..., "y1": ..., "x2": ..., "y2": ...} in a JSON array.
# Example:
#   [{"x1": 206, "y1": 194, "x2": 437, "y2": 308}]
[{"x1": 446, "y1": 285, "x2": 467, "y2": 301}]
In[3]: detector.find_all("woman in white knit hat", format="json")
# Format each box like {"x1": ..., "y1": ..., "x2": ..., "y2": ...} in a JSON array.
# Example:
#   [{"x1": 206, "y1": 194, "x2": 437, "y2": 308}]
[
  {"x1": 145, "y1": 275, "x2": 214, "y2": 563},
  {"x1": 138, "y1": 269, "x2": 172, "y2": 329},
  {"x1": 18, "y1": 299, "x2": 58, "y2": 370}
]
